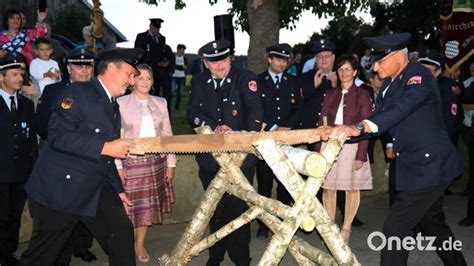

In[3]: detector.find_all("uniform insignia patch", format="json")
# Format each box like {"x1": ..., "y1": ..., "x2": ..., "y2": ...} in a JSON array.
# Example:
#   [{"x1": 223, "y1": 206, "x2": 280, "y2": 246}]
[
  {"x1": 451, "y1": 103, "x2": 457, "y2": 116},
  {"x1": 232, "y1": 109, "x2": 238, "y2": 117},
  {"x1": 248, "y1": 80, "x2": 257, "y2": 92},
  {"x1": 407, "y1": 76, "x2": 422, "y2": 85},
  {"x1": 61, "y1": 98, "x2": 74, "y2": 110}
]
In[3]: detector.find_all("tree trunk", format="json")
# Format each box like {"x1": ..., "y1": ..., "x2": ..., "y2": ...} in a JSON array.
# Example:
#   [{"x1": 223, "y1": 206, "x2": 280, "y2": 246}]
[{"x1": 246, "y1": 0, "x2": 279, "y2": 73}]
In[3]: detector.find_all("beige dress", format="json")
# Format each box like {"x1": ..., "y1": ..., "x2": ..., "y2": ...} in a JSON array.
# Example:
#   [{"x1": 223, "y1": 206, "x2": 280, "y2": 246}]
[{"x1": 322, "y1": 142, "x2": 373, "y2": 191}]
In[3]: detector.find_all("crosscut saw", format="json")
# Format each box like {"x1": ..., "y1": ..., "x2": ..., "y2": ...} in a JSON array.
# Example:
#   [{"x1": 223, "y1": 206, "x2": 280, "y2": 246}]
[{"x1": 128, "y1": 126, "x2": 332, "y2": 155}]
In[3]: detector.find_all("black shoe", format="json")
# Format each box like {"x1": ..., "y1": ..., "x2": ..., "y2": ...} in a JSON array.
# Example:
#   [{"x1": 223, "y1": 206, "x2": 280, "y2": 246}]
[
  {"x1": 256, "y1": 228, "x2": 269, "y2": 239},
  {"x1": 456, "y1": 190, "x2": 470, "y2": 197},
  {"x1": 55, "y1": 262, "x2": 70, "y2": 266},
  {"x1": 73, "y1": 249, "x2": 97, "y2": 262},
  {"x1": 352, "y1": 217, "x2": 365, "y2": 227},
  {"x1": 458, "y1": 217, "x2": 474, "y2": 226},
  {"x1": 5, "y1": 254, "x2": 19, "y2": 266}
]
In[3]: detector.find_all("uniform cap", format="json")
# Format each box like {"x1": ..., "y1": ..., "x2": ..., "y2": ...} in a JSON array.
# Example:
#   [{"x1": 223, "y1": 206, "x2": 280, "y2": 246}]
[
  {"x1": 199, "y1": 40, "x2": 231, "y2": 62},
  {"x1": 97, "y1": 48, "x2": 144, "y2": 74},
  {"x1": 266, "y1": 43, "x2": 293, "y2": 59},
  {"x1": 150, "y1": 18, "x2": 164, "y2": 28},
  {"x1": 312, "y1": 38, "x2": 335, "y2": 54},
  {"x1": 363, "y1": 32, "x2": 411, "y2": 63},
  {"x1": 418, "y1": 50, "x2": 445, "y2": 69},
  {"x1": 0, "y1": 51, "x2": 25, "y2": 71},
  {"x1": 67, "y1": 48, "x2": 96, "y2": 65}
]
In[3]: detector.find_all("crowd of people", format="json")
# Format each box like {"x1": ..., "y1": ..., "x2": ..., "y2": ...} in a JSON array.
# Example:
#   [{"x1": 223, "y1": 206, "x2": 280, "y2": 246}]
[{"x1": 0, "y1": 7, "x2": 473, "y2": 266}]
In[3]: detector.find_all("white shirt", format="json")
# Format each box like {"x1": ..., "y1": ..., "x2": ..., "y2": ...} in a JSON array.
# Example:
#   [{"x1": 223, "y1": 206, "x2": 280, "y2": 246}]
[
  {"x1": 334, "y1": 90, "x2": 348, "y2": 125},
  {"x1": 173, "y1": 55, "x2": 186, "y2": 78},
  {"x1": 138, "y1": 99, "x2": 157, "y2": 138},
  {"x1": 29, "y1": 58, "x2": 61, "y2": 93},
  {"x1": 0, "y1": 88, "x2": 17, "y2": 111},
  {"x1": 267, "y1": 69, "x2": 282, "y2": 84}
]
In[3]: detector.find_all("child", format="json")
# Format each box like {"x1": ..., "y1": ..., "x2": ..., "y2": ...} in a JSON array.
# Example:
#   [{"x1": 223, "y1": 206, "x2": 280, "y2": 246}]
[{"x1": 29, "y1": 37, "x2": 61, "y2": 93}]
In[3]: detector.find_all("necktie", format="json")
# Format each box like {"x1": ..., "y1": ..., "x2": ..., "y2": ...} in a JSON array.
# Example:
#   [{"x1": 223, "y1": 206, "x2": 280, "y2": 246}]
[
  {"x1": 10, "y1": 96, "x2": 17, "y2": 114},
  {"x1": 275, "y1": 75, "x2": 280, "y2": 89},
  {"x1": 214, "y1": 79, "x2": 222, "y2": 90}
]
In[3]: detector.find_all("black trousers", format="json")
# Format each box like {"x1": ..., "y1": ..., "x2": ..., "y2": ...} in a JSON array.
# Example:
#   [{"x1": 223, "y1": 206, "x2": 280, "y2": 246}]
[
  {"x1": 152, "y1": 68, "x2": 173, "y2": 115},
  {"x1": 0, "y1": 182, "x2": 27, "y2": 264},
  {"x1": 57, "y1": 222, "x2": 94, "y2": 263},
  {"x1": 461, "y1": 125, "x2": 474, "y2": 218},
  {"x1": 381, "y1": 182, "x2": 466, "y2": 266},
  {"x1": 19, "y1": 186, "x2": 135, "y2": 266},
  {"x1": 388, "y1": 159, "x2": 397, "y2": 207},
  {"x1": 199, "y1": 167, "x2": 253, "y2": 266},
  {"x1": 256, "y1": 161, "x2": 292, "y2": 233}
]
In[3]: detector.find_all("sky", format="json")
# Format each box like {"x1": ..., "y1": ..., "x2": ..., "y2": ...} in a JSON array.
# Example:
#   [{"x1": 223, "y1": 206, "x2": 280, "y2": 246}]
[{"x1": 91, "y1": 0, "x2": 371, "y2": 55}]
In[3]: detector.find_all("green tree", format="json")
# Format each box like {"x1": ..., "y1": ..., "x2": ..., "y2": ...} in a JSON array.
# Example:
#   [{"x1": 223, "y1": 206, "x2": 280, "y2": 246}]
[
  {"x1": 138, "y1": 0, "x2": 373, "y2": 72},
  {"x1": 370, "y1": 0, "x2": 442, "y2": 50}
]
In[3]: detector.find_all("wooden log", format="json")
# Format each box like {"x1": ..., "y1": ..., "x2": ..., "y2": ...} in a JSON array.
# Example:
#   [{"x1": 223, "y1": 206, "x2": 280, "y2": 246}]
[
  {"x1": 278, "y1": 143, "x2": 327, "y2": 177},
  {"x1": 295, "y1": 238, "x2": 338, "y2": 266},
  {"x1": 189, "y1": 207, "x2": 262, "y2": 256},
  {"x1": 165, "y1": 127, "x2": 246, "y2": 265},
  {"x1": 254, "y1": 138, "x2": 360, "y2": 265}
]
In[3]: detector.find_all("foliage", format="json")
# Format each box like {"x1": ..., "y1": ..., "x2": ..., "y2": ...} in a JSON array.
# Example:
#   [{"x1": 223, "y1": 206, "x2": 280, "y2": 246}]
[
  {"x1": 370, "y1": 0, "x2": 442, "y2": 50},
  {"x1": 139, "y1": 0, "x2": 374, "y2": 33},
  {"x1": 51, "y1": 7, "x2": 90, "y2": 43}
]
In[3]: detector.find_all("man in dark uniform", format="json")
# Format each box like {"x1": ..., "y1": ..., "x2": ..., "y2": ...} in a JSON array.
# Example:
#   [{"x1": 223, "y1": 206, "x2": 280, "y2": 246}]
[
  {"x1": 418, "y1": 50, "x2": 462, "y2": 143},
  {"x1": 255, "y1": 43, "x2": 302, "y2": 239},
  {"x1": 134, "y1": 18, "x2": 175, "y2": 114},
  {"x1": 460, "y1": 82, "x2": 474, "y2": 226},
  {"x1": 187, "y1": 40, "x2": 263, "y2": 266},
  {"x1": 333, "y1": 33, "x2": 467, "y2": 266},
  {"x1": 19, "y1": 48, "x2": 144, "y2": 266},
  {"x1": 0, "y1": 52, "x2": 38, "y2": 266},
  {"x1": 33, "y1": 48, "x2": 98, "y2": 265},
  {"x1": 298, "y1": 38, "x2": 337, "y2": 131}
]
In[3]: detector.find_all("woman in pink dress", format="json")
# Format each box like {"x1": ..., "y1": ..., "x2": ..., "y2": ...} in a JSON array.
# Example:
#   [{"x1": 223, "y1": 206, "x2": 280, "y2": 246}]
[
  {"x1": 316, "y1": 54, "x2": 373, "y2": 242},
  {"x1": 116, "y1": 64, "x2": 176, "y2": 263}
]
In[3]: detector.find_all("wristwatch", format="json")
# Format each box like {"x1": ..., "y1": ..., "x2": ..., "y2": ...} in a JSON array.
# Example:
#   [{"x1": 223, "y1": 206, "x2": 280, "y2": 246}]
[{"x1": 355, "y1": 122, "x2": 365, "y2": 135}]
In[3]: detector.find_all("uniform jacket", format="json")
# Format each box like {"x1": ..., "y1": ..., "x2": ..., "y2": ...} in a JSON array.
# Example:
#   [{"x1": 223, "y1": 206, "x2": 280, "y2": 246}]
[
  {"x1": 369, "y1": 62, "x2": 463, "y2": 191},
  {"x1": 317, "y1": 85, "x2": 372, "y2": 161},
  {"x1": 116, "y1": 93, "x2": 176, "y2": 167},
  {"x1": 437, "y1": 75, "x2": 463, "y2": 140},
  {"x1": 298, "y1": 69, "x2": 332, "y2": 129},
  {"x1": 25, "y1": 78, "x2": 124, "y2": 217},
  {"x1": 257, "y1": 70, "x2": 302, "y2": 130},
  {"x1": 33, "y1": 80, "x2": 69, "y2": 140},
  {"x1": 187, "y1": 66, "x2": 263, "y2": 171},
  {"x1": 134, "y1": 31, "x2": 175, "y2": 75},
  {"x1": 0, "y1": 93, "x2": 38, "y2": 183}
]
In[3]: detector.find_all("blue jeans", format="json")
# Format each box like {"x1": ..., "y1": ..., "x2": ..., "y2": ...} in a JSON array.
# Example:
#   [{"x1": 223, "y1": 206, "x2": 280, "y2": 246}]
[{"x1": 171, "y1": 77, "x2": 185, "y2": 110}]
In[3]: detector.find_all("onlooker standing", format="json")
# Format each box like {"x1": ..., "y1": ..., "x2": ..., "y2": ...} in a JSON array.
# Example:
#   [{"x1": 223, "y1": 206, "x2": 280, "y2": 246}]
[
  {"x1": 298, "y1": 38, "x2": 337, "y2": 131},
  {"x1": 0, "y1": 51, "x2": 38, "y2": 266},
  {"x1": 172, "y1": 44, "x2": 187, "y2": 110},
  {"x1": 334, "y1": 32, "x2": 467, "y2": 265},
  {"x1": 116, "y1": 64, "x2": 176, "y2": 263},
  {"x1": 255, "y1": 43, "x2": 302, "y2": 239},
  {"x1": 29, "y1": 37, "x2": 61, "y2": 94},
  {"x1": 187, "y1": 40, "x2": 263, "y2": 266},
  {"x1": 20, "y1": 48, "x2": 143, "y2": 266},
  {"x1": 134, "y1": 18, "x2": 175, "y2": 114},
  {"x1": 316, "y1": 54, "x2": 372, "y2": 243},
  {"x1": 33, "y1": 48, "x2": 99, "y2": 264},
  {"x1": 0, "y1": 9, "x2": 48, "y2": 63},
  {"x1": 75, "y1": 25, "x2": 105, "y2": 51},
  {"x1": 286, "y1": 52, "x2": 302, "y2": 76},
  {"x1": 360, "y1": 48, "x2": 372, "y2": 77}
]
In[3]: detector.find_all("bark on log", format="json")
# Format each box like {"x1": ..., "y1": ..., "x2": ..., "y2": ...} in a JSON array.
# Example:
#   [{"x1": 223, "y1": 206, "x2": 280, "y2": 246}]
[
  {"x1": 165, "y1": 127, "x2": 246, "y2": 265},
  {"x1": 278, "y1": 143, "x2": 328, "y2": 177},
  {"x1": 189, "y1": 207, "x2": 262, "y2": 256},
  {"x1": 254, "y1": 139, "x2": 359, "y2": 265}
]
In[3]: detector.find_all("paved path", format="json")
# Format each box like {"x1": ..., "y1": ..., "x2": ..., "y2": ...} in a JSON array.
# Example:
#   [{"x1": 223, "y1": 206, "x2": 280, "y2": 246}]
[{"x1": 17, "y1": 192, "x2": 473, "y2": 265}]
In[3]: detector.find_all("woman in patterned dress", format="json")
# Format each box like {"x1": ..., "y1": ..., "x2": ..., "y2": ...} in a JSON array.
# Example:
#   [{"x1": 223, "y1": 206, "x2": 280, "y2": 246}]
[
  {"x1": 116, "y1": 64, "x2": 176, "y2": 263},
  {"x1": 316, "y1": 54, "x2": 373, "y2": 242}
]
